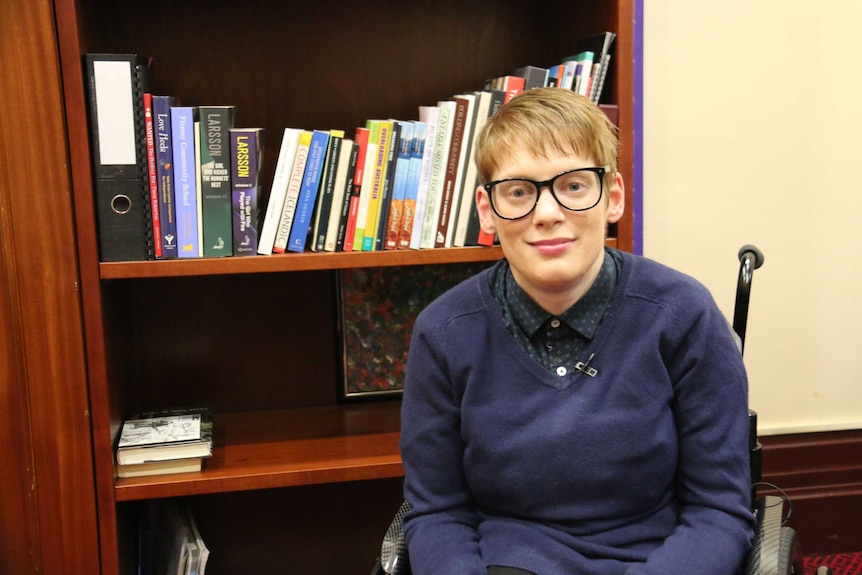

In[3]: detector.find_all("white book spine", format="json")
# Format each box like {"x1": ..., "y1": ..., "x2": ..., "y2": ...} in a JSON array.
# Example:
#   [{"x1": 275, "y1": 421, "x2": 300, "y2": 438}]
[
  {"x1": 410, "y1": 106, "x2": 439, "y2": 249},
  {"x1": 420, "y1": 101, "x2": 454, "y2": 249},
  {"x1": 258, "y1": 128, "x2": 302, "y2": 254}
]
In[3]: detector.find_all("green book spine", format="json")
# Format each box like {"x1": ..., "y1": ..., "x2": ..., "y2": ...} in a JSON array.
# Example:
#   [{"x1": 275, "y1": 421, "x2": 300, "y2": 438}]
[{"x1": 198, "y1": 106, "x2": 235, "y2": 257}]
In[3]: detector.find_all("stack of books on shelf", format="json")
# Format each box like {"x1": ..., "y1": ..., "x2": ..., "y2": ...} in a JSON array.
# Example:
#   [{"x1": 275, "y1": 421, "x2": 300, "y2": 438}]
[
  {"x1": 139, "y1": 499, "x2": 210, "y2": 575},
  {"x1": 116, "y1": 407, "x2": 213, "y2": 478},
  {"x1": 84, "y1": 31, "x2": 616, "y2": 261}
]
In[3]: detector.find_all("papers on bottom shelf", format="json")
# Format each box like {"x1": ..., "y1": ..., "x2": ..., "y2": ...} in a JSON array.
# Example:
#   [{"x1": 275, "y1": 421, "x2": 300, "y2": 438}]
[{"x1": 139, "y1": 499, "x2": 210, "y2": 575}]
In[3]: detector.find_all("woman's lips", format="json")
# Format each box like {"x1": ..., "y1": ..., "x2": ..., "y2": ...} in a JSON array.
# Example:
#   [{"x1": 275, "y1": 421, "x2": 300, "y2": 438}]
[{"x1": 530, "y1": 237, "x2": 573, "y2": 255}]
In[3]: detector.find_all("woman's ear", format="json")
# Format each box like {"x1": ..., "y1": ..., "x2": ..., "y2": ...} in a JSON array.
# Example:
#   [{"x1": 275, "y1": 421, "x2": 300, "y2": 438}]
[
  {"x1": 476, "y1": 185, "x2": 497, "y2": 235},
  {"x1": 606, "y1": 171, "x2": 625, "y2": 224}
]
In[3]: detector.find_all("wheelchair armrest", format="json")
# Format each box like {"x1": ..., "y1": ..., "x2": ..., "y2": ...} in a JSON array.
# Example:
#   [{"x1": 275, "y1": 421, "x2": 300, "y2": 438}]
[
  {"x1": 743, "y1": 495, "x2": 803, "y2": 575},
  {"x1": 372, "y1": 500, "x2": 411, "y2": 575}
]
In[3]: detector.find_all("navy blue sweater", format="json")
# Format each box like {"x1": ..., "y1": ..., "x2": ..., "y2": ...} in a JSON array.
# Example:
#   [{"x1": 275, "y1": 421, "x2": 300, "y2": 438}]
[{"x1": 400, "y1": 250, "x2": 755, "y2": 575}]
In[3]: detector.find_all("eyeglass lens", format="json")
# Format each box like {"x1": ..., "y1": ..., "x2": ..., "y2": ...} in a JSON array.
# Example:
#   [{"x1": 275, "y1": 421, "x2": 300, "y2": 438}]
[{"x1": 490, "y1": 169, "x2": 602, "y2": 219}]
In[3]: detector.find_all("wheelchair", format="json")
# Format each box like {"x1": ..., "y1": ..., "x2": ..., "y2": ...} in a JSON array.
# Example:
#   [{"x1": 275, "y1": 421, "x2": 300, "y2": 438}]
[{"x1": 371, "y1": 246, "x2": 829, "y2": 575}]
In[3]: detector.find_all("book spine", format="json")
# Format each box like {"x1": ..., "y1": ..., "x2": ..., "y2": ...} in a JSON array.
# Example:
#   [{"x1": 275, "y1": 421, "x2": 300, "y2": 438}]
[
  {"x1": 194, "y1": 120, "x2": 203, "y2": 255},
  {"x1": 359, "y1": 120, "x2": 388, "y2": 251},
  {"x1": 287, "y1": 130, "x2": 330, "y2": 253},
  {"x1": 230, "y1": 128, "x2": 264, "y2": 256},
  {"x1": 385, "y1": 121, "x2": 413, "y2": 250},
  {"x1": 324, "y1": 138, "x2": 354, "y2": 251},
  {"x1": 501, "y1": 75, "x2": 526, "y2": 102},
  {"x1": 372, "y1": 120, "x2": 399, "y2": 251},
  {"x1": 513, "y1": 65, "x2": 549, "y2": 90},
  {"x1": 352, "y1": 121, "x2": 381, "y2": 250},
  {"x1": 273, "y1": 130, "x2": 312, "y2": 253},
  {"x1": 338, "y1": 133, "x2": 364, "y2": 251},
  {"x1": 342, "y1": 127, "x2": 369, "y2": 252},
  {"x1": 398, "y1": 121, "x2": 425, "y2": 249},
  {"x1": 593, "y1": 53, "x2": 612, "y2": 104},
  {"x1": 574, "y1": 51, "x2": 595, "y2": 97},
  {"x1": 133, "y1": 60, "x2": 155, "y2": 260},
  {"x1": 560, "y1": 62, "x2": 577, "y2": 91},
  {"x1": 171, "y1": 106, "x2": 199, "y2": 258},
  {"x1": 410, "y1": 106, "x2": 439, "y2": 249},
  {"x1": 143, "y1": 93, "x2": 163, "y2": 258},
  {"x1": 454, "y1": 91, "x2": 491, "y2": 247},
  {"x1": 420, "y1": 102, "x2": 453, "y2": 249},
  {"x1": 474, "y1": 90, "x2": 505, "y2": 247},
  {"x1": 198, "y1": 106, "x2": 236, "y2": 257},
  {"x1": 258, "y1": 128, "x2": 301, "y2": 255},
  {"x1": 312, "y1": 130, "x2": 343, "y2": 252},
  {"x1": 435, "y1": 97, "x2": 469, "y2": 248},
  {"x1": 153, "y1": 95, "x2": 178, "y2": 258}
]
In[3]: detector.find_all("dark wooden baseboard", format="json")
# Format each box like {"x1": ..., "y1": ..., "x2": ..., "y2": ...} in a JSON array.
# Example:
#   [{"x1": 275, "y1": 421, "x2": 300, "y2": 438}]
[{"x1": 760, "y1": 429, "x2": 862, "y2": 554}]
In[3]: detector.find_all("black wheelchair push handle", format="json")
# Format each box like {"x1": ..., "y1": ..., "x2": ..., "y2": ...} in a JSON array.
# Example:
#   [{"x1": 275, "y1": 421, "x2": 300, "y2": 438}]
[{"x1": 733, "y1": 245, "x2": 765, "y2": 355}]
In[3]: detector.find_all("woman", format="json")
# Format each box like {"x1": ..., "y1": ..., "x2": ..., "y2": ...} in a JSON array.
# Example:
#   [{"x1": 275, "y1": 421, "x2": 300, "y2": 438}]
[{"x1": 400, "y1": 88, "x2": 754, "y2": 575}]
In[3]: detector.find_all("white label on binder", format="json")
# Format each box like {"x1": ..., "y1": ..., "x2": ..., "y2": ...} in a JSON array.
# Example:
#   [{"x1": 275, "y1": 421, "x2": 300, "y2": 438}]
[{"x1": 93, "y1": 60, "x2": 136, "y2": 166}]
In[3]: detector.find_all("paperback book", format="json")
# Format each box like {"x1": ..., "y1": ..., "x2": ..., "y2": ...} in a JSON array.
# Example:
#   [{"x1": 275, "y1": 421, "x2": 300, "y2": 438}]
[
  {"x1": 171, "y1": 106, "x2": 200, "y2": 258},
  {"x1": 152, "y1": 95, "x2": 178, "y2": 258},
  {"x1": 117, "y1": 457, "x2": 205, "y2": 479},
  {"x1": 230, "y1": 127, "x2": 264, "y2": 256},
  {"x1": 116, "y1": 407, "x2": 213, "y2": 466},
  {"x1": 198, "y1": 105, "x2": 236, "y2": 257}
]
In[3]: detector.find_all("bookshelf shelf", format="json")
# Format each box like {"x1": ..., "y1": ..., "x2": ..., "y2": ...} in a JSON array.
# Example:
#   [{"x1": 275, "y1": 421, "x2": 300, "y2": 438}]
[
  {"x1": 115, "y1": 403, "x2": 403, "y2": 501},
  {"x1": 99, "y1": 240, "x2": 618, "y2": 280},
  {"x1": 52, "y1": 0, "x2": 635, "y2": 572},
  {"x1": 100, "y1": 245, "x2": 505, "y2": 279}
]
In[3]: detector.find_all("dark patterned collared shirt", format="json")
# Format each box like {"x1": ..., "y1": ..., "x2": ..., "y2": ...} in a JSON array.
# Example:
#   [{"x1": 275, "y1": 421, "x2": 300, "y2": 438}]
[{"x1": 490, "y1": 248, "x2": 620, "y2": 376}]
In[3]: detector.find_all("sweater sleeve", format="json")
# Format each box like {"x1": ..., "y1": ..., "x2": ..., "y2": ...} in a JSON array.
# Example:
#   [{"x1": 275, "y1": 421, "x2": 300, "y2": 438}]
[
  {"x1": 625, "y1": 297, "x2": 756, "y2": 575},
  {"x1": 400, "y1": 309, "x2": 487, "y2": 575}
]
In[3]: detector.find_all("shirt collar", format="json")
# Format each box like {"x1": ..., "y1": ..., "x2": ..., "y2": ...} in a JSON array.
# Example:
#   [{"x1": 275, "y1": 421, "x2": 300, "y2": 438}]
[{"x1": 503, "y1": 250, "x2": 618, "y2": 339}]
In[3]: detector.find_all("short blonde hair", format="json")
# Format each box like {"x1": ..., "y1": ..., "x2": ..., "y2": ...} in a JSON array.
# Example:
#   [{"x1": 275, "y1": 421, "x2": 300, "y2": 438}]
[{"x1": 473, "y1": 88, "x2": 619, "y2": 185}]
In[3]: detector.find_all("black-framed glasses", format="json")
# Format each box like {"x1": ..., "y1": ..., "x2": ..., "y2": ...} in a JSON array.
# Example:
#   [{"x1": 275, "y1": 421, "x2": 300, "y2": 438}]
[{"x1": 483, "y1": 166, "x2": 609, "y2": 220}]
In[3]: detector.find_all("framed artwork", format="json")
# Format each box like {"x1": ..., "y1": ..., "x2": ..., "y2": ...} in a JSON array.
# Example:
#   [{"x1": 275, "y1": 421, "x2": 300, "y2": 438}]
[{"x1": 336, "y1": 261, "x2": 492, "y2": 400}]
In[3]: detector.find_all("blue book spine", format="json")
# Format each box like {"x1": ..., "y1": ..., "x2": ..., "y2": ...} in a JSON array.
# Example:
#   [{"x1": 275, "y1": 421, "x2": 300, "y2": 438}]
[
  {"x1": 384, "y1": 121, "x2": 413, "y2": 249},
  {"x1": 170, "y1": 106, "x2": 199, "y2": 258},
  {"x1": 153, "y1": 96, "x2": 178, "y2": 258},
  {"x1": 398, "y1": 121, "x2": 426, "y2": 249},
  {"x1": 373, "y1": 120, "x2": 401, "y2": 251},
  {"x1": 287, "y1": 130, "x2": 330, "y2": 253}
]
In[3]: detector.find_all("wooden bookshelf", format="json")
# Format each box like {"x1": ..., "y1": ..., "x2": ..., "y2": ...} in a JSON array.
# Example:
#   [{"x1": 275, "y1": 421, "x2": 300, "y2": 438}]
[{"x1": 52, "y1": 0, "x2": 635, "y2": 573}]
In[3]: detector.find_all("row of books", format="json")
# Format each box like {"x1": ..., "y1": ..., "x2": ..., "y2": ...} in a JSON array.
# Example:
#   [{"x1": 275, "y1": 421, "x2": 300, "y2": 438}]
[
  {"x1": 116, "y1": 407, "x2": 213, "y2": 478},
  {"x1": 84, "y1": 54, "x2": 264, "y2": 261},
  {"x1": 495, "y1": 31, "x2": 617, "y2": 103},
  {"x1": 257, "y1": 88, "x2": 507, "y2": 255},
  {"x1": 146, "y1": 99, "x2": 264, "y2": 259}
]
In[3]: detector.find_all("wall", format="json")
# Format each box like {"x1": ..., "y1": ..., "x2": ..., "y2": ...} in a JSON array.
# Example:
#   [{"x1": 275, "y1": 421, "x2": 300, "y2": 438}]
[{"x1": 643, "y1": 0, "x2": 862, "y2": 434}]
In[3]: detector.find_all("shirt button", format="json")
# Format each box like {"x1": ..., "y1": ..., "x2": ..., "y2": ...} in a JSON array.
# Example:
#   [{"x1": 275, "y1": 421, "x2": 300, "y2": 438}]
[
  {"x1": 556, "y1": 366, "x2": 567, "y2": 376},
  {"x1": 550, "y1": 319, "x2": 561, "y2": 328}
]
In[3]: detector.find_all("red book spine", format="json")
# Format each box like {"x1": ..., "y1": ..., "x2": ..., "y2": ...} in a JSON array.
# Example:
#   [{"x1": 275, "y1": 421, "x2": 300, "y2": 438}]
[
  {"x1": 342, "y1": 127, "x2": 370, "y2": 252},
  {"x1": 143, "y1": 93, "x2": 162, "y2": 258}
]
